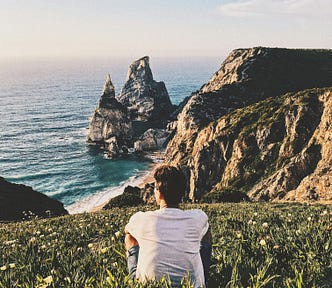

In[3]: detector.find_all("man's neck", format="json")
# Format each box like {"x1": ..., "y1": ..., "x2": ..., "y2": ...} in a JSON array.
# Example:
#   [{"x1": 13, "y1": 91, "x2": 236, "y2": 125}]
[{"x1": 159, "y1": 200, "x2": 180, "y2": 209}]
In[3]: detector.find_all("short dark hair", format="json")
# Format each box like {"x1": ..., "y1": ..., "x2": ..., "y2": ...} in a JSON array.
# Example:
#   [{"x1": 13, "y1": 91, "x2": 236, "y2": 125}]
[{"x1": 154, "y1": 165, "x2": 186, "y2": 205}]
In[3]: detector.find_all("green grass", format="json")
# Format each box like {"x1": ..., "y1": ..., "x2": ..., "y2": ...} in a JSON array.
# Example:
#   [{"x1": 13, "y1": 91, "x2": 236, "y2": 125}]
[{"x1": 0, "y1": 203, "x2": 331, "y2": 287}]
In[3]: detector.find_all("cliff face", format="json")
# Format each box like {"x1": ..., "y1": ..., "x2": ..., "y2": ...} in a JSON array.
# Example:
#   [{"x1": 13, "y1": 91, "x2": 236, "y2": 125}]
[
  {"x1": 0, "y1": 177, "x2": 68, "y2": 221},
  {"x1": 165, "y1": 47, "x2": 332, "y2": 201}
]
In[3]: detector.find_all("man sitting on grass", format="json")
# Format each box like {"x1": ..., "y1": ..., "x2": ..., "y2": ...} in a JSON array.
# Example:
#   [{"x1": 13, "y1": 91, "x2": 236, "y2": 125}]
[{"x1": 124, "y1": 165, "x2": 212, "y2": 287}]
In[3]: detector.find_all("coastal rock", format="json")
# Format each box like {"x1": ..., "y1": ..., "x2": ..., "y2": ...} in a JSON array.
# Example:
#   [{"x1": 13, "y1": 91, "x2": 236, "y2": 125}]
[
  {"x1": 0, "y1": 177, "x2": 68, "y2": 221},
  {"x1": 88, "y1": 58, "x2": 174, "y2": 155},
  {"x1": 88, "y1": 74, "x2": 133, "y2": 153},
  {"x1": 178, "y1": 88, "x2": 332, "y2": 201},
  {"x1": 166, "y1": 48, "x2": 332, "y2": 168},
  {"x1": 134, "y1": 128, "x2": 169, "y2": 152},
  {"x1": 105, "y1": 136, "x2": 120, "y2": 158},
  {"x1": 249, "y1": 90, "x2": 332, "y2": 201},
  {"x1": 118, "y1": 56, "x2": 174, "y2": 127},
  {"x1": 164, "y1": 47, "x2": 332, "y2": 201}
]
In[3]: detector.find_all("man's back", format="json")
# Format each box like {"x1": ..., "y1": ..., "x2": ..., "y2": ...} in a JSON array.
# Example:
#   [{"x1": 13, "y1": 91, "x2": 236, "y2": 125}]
[{"x1": 125, "y1": 208, "x2": 209, "y2": 287}]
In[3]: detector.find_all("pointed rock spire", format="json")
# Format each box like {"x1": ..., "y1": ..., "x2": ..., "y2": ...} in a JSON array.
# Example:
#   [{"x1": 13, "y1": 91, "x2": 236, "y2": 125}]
[
  {"x1": 102, "y1": 74, "x2": 115, "y2": 97},
  {"x1": 99, "y1": 74, "x2": 116, "y2": 108}
]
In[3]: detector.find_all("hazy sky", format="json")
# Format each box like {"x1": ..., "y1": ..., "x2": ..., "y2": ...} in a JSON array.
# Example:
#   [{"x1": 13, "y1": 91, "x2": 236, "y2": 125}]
[{"x1": 1, "y1": 0, "x2": 331, "y2": 60}]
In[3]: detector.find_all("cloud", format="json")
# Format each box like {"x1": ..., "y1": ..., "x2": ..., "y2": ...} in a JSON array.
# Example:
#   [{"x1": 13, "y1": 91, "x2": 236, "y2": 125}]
[{"x1": 218, "y1": 0, "x2": 332, "y2": 18}]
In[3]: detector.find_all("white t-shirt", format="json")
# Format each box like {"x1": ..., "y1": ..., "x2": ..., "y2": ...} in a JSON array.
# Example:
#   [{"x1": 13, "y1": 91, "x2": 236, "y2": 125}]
[{"x1": 125, "y1": 208, "x2": 209, "y2": 288}]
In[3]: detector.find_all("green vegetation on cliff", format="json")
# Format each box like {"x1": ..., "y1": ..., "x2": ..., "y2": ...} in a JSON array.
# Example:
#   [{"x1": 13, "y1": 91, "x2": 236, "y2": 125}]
[{"x1": 1, "y1": 203, "x2": 331, "y2": 287}]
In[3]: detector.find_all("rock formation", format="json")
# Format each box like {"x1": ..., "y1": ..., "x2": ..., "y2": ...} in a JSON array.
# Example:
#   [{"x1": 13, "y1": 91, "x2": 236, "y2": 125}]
[
  {"x1": 164, "y1": 47, "x2": 332, "y2": 202},
  {"x1": 118, "y1": 56, "x2": 174, "y2": 128},
  {"x1": 134, "y1": 128, "x2": 169, "y2": 152},
  {"x1": 0, "y1": 177, "x2": 68, "y2": 221},
  {"x1": 88, "y1": 74, "x2": 133, "y2": 157},
  {"x1": 88, "y1": 57, "x2": 174, "y2": 156}
]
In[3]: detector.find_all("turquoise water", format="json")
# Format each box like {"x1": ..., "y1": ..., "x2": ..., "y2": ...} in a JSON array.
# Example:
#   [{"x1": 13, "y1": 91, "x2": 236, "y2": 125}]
[{"x1": 0, "y1": 57, "x2": 220, "y2": 212}]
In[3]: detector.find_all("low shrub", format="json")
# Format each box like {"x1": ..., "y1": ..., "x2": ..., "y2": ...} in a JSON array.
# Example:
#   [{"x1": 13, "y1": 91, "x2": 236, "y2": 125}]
[
  {"x1": 104, "y1": 193, "x2": 144, "y2": 209},
  {"x1": 201, "y1": 188, "x2": 250, "y2": 203}
]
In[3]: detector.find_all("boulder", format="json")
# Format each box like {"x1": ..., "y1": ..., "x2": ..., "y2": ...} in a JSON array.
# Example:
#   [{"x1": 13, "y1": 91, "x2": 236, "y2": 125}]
[
  {"x1": 0, "y1": 177, "x2": 68, "y2": 221},
  {"x1": 134, "y1": 128, "x2": 169, "y2": 152}
]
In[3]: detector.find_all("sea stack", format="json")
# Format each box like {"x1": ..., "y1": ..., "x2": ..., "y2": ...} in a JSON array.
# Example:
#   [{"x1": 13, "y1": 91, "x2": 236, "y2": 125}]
[
  {"x1": 87, "y1": 74, "x2": 133, "y2": 157},
  {"x1": 88, "y1": 57, "x2": 174, "y2": 156},
  {"x1": 118, "y1": 56, "x2": 173, "y2": 128}
]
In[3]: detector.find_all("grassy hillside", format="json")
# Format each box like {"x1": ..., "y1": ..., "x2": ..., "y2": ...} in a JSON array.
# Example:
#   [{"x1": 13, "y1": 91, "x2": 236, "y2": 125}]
[{"x1": 0, "y1": 203, "x2": 331, "y2": 287}]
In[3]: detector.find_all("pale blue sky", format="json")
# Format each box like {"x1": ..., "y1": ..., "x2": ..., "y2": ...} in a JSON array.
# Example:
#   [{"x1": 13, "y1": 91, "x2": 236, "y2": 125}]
[{"x1": 1, "y1": 0, "x2": 331, "y2": 60}]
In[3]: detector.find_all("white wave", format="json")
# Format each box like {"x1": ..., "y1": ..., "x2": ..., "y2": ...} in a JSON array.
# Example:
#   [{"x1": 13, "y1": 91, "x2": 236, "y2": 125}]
[{"x1": 65, "y1": 169, "x2": 152, "y2": 214}]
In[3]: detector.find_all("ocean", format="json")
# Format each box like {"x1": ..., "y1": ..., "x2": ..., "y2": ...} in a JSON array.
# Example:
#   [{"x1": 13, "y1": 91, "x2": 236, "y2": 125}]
[{"x1": 0, "y1": 57, "x2": 220, "y2": 213}]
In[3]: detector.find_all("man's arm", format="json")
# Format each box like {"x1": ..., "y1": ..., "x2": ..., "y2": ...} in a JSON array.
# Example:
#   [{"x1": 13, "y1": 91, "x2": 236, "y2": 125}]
[
  {"x1": 201, "y1": 227, "x2": 212, "y2": 245},
  {"x1": 200, "y1": 227, "x2": 212, "y2": 281},
  {"x1": 124, "y1": 228, "x2": 139, "y2": 279},
  {"x1": 124, "y1": 229, "x2": 139, "y2": 251}
]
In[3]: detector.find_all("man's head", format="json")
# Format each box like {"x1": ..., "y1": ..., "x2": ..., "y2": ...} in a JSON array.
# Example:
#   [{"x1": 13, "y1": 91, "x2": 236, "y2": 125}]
[{"x1": 153, "y1": 165, "x2": 186, "y2": 206}]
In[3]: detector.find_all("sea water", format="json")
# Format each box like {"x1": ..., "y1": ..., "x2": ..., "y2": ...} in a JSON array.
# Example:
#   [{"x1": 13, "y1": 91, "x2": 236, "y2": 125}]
[{"x1": 0, "y1": 57, "x2": 220, "y2": 213}]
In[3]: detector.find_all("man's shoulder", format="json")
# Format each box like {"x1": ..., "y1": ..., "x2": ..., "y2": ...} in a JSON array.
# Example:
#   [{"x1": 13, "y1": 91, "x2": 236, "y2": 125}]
[
  {"x1": 129, "y1": 210, "x2": 157, "y2": 221},
  {"x1": 184, "y1": 209, "x2": 208, "y2": 221}
]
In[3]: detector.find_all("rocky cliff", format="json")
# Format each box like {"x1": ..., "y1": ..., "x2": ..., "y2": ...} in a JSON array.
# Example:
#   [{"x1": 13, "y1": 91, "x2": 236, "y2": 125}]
[
  {"x1": 165, "y1": 47, "x2": 332, "y2": 201},
  {"x1": 0, "y1": 177, "x2": 68, "y2": 221}
]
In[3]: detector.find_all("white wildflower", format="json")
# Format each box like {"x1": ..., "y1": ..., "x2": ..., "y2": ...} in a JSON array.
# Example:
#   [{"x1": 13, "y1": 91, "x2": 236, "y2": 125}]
[
  {"x1": 44, "y1": 275, "x2": 53, "y2": 284},
  {"x1": 259, "y1": 239, "x2": 267, "y2": 246}
]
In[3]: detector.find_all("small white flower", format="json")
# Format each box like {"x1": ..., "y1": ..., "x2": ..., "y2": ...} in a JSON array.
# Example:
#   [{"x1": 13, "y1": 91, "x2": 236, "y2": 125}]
[
  {"x1": 44, "y1": 275, "x2": 53, "y2": 284},
  {"x1": 115, "y1": 231, "x2": 121, "y2": 238},
  {"x1": 307, "y1": 217, "x2": 312, "y2": 221},
  {"x1": 259, "y1": 239, "x2": 267, "y2": 246},
  {"x1": 9, "y1": 263, "x2": 15, "y2": 269},
  {"x1": 0, "y1": 265, "x2": 7, "y2": 271},
  {"x1": 100, "y1": 247, "x2": 108, "y2": 254},
  {"x1": 29, "y1": 237, "x2": 37, "y2": 244},
  {"x1": 254, "y1": 212, "x2": 258, "y2": 216},
  {"x1": 262, "y1": 222, "x2": 269, "y2": 228}
]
